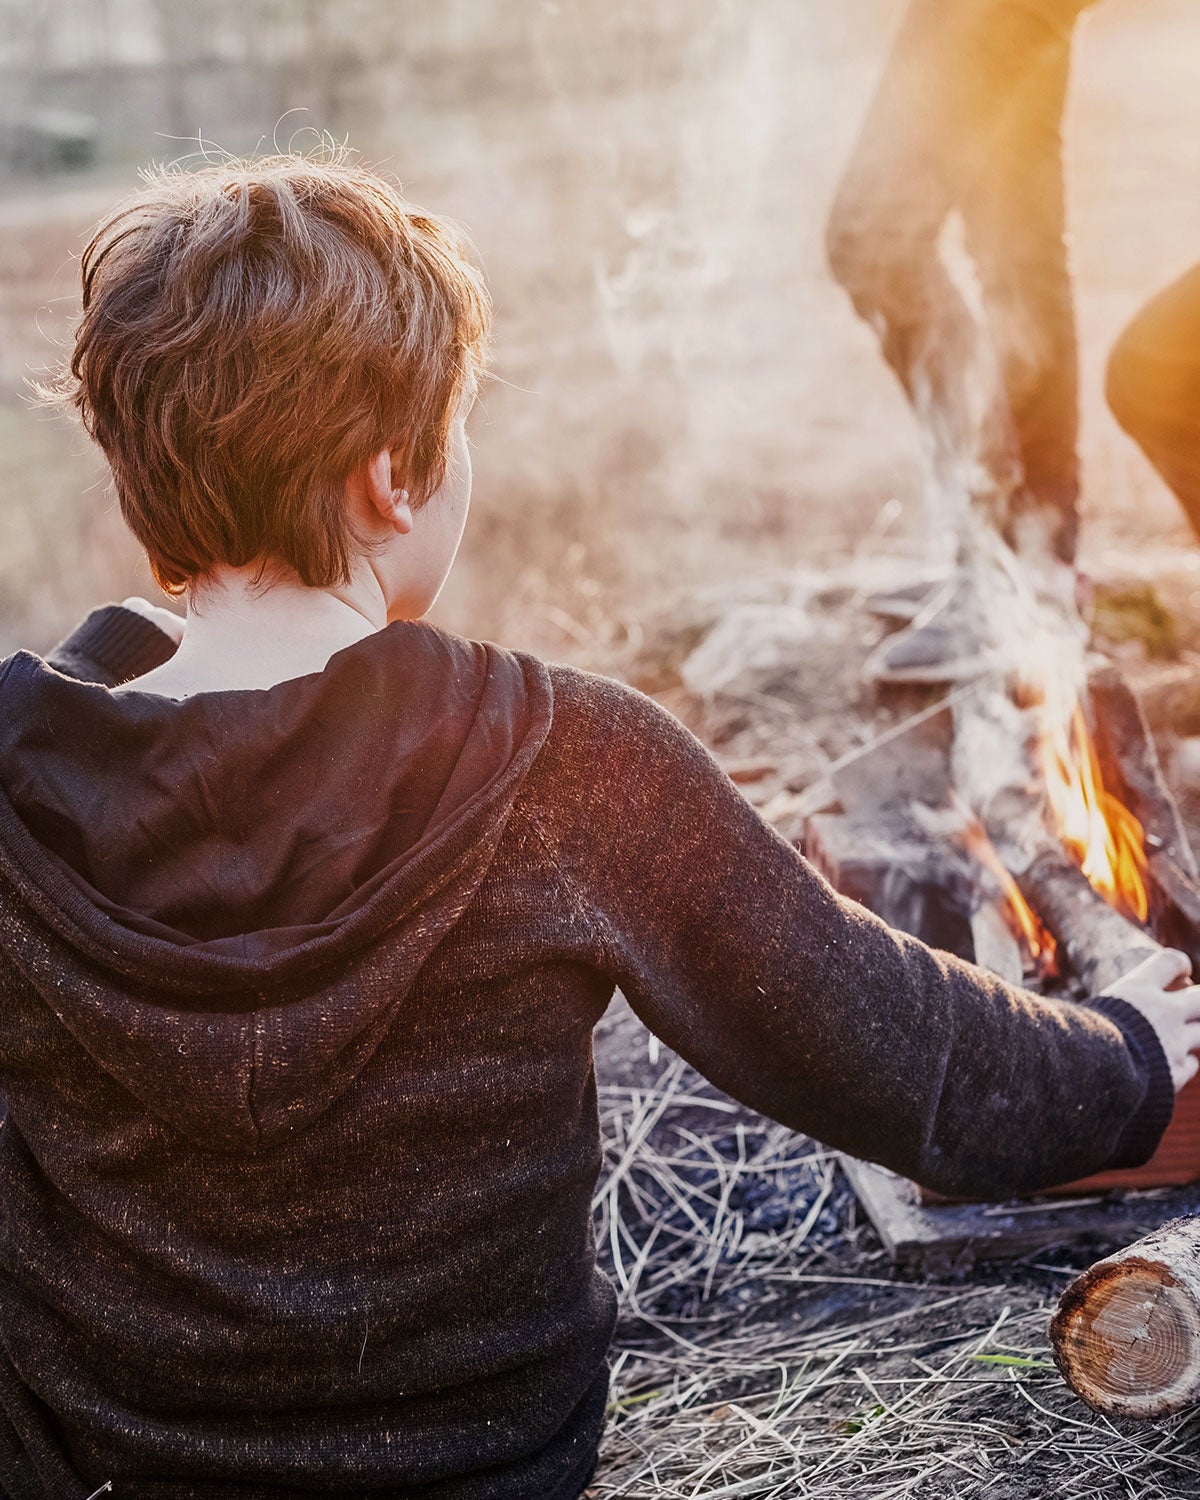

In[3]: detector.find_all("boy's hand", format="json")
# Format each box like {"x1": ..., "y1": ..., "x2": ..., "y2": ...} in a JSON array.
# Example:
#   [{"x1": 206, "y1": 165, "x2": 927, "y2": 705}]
[
  {"x1": 1102, "y1": 949, "x2": 1200, "y2": 1091},
  {"x1": 121, "y1": 596, "x2": 184, "y2": 646}
]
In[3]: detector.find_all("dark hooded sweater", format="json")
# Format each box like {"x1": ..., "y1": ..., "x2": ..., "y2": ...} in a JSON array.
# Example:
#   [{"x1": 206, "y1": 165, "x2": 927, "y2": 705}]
[{"x1": 0, "y1": 605, "x2": 1173, "y2": 1500}]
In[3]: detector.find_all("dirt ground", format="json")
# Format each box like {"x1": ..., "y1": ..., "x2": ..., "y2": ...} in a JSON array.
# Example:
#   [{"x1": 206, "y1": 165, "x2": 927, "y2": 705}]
[{"x1": 588, "y1": 995, "x2": 1200, "y2": 1499}]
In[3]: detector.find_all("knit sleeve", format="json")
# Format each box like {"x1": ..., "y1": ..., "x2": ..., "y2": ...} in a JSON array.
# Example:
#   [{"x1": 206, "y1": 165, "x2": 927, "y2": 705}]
[
  {"x1": 47, "y1": 605, "x2": 179, "y2": 687},
  {"x1": 1078, "y1": 994, "x2": 1174, "y2": 1169},
  {"x1": 540, "y1": 665, "x2": 1173, "y2": 1201}
]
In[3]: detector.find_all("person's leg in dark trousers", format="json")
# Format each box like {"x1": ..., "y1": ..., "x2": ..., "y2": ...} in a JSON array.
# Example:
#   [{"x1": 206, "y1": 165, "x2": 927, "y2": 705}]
[
  {"x1": 964, "y1": 1, "x2": 1087, "y2": 564},
  {"x1": 1106, "y1": 261, "x2": 1200, "y2": 541},
  {"x1": 827, "y1": 0, "x2": 1100, "y2": 567}
]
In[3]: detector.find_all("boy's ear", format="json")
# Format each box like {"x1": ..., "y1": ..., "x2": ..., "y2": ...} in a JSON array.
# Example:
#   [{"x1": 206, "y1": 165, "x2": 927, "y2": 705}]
[{"x1": 361, "y1": 448, "x2": 414, "y2": 535}]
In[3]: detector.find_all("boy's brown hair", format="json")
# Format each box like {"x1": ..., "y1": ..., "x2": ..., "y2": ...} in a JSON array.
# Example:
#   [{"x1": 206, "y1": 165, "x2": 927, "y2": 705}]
[{"x1": 46, "y1": 150, "x2": 491, "y2": 592}]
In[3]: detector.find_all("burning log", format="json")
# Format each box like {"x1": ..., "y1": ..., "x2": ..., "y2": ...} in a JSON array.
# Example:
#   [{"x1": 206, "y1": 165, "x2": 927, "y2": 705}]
[
  {"x1": 1050, "y1": 1216, "x2": 1200, "y2": 1418},
  {"x1": 1087, "y1": 665, "x2": 1200, "y2": 971},
  {"x1": 1088, "y1": 666, "x2": 1197, "y2": 879},
  {"x1": 1147, "y1": 855, "x2": 1200, "y2": 975},
  {"x1": 1014, "y1": 847, "x2": 1160, "y2": 995},
  {"x1": 950, "y1": 685, "x2": 1162, "y2": 991}
]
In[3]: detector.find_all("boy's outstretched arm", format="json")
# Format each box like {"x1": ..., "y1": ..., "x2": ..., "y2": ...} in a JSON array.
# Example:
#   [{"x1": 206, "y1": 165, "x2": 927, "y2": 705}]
[
  {"x1": 538, "y1": 666, "x2": 1181, "y2": 1201},
  {"x1": 45, "y1": 598, "x2": 181, "y2": 686}
]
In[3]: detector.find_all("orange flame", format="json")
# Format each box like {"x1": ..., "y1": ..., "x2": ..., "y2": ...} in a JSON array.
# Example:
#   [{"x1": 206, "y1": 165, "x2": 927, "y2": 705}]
[
  {"x1": 1037, "y1": 701, "x2": 1149, "y2": 924},
  {"x1": 958, "y1": 808, "x2": 1057, "y2": 976}
]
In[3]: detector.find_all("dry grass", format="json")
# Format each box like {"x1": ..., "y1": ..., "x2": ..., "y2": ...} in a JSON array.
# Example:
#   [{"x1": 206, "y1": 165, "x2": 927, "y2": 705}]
[
  {"x1": 0, "y1": 404, "x2": 152, "y2": 656},
  {"x1": 588, "y1": 1002, "x2": 1200, "y2": 1498}
]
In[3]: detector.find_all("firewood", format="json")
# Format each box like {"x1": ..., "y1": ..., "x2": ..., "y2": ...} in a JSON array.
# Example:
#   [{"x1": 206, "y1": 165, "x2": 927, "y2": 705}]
[
  {"x1": 1088, "y1": 665, "x2": 1198, "y2": 879},
  {"x1": 1051, "y1": 1216, "x2": 1200, "y2": 1417},
  {"x1": 1085, "y1": 668, "x2": 1200, "y2": 966},
  {"x1": 1145, "y1": 850, "x2": 1200, "y2": 974},
  {"x1": 968, "y1": 899, "x2": 1024, "y2": 983},
  {"x1": 805, "y1": 811, "x2": 974, "y2": 958},
  {"x1": 1132, "y1": 659, "x2": 1200, "y2": 739},
  {"x1": 1015, "y1": 848, "x2": 1160, "y2": 994},
  {"x1": 949, "y1": 686, "x2": 1163, "y2": 991}
]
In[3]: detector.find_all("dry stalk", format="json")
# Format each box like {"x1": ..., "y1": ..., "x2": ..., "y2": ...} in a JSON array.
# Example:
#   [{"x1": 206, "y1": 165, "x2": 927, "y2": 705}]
[{"x1": 588, "y1": 1015, "x2": 1200, "y2": 1498}]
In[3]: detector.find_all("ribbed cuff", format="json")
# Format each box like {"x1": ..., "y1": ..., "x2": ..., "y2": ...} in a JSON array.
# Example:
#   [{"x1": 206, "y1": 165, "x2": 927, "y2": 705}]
[
  {"x1": 48, "y1": 605, "x2": 179, "y2": 687},
  {"x1": 1083, "y1": 994, "x2": 1176, "y2": 1170}
]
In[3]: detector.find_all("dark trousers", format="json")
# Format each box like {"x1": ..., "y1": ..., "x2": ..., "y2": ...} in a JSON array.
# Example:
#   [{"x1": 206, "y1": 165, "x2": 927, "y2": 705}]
[{"x1": 827, "y1": 0, "x2": 1102, "y2": 562}]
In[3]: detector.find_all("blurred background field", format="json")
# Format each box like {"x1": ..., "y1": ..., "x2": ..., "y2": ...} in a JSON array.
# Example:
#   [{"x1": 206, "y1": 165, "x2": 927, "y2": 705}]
[{"x1": 3, "y1": 0, "x2": 1200, "y2": 663}]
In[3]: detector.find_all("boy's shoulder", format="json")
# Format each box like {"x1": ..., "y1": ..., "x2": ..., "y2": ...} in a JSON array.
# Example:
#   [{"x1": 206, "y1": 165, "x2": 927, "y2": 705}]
[
  {"x1": 494, "y1": 642, "x2": 716, "y2": 786},
  {"x1": 424, "y1": 618, "x2": 665, "y2": 731},
  {"x1": 532, "y1": 651, "x2": 686, "y2": 742}
]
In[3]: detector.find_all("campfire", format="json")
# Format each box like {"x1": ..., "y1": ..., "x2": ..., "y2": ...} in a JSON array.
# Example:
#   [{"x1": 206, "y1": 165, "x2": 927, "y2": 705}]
[
  {"x1": 797, "y1": 538, "x2": 1200, "y2": 1195},
  {"x1": 1036, "y1": 693, "x2": 1148, "y2": 926},
  {"x1": 954, "y1": 650, "x2": 1151, "y2": 978},
  {"x1": 951, "y1": 803, "x2": 1055, "y2": 982}
]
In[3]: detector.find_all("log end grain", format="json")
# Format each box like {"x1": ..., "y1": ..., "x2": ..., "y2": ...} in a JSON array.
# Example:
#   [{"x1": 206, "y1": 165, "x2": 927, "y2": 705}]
[{"x1": 1052, "y1": 1254, "x2": 1200, "y2": 1417}]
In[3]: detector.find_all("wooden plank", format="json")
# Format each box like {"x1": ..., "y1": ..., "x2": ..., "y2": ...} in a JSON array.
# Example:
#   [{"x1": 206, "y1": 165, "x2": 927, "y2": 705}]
[
  {"x1": 969, "y1": 899, "x2": 1025, "y2": 983},
  {"x1": 841, "y1": 1155, "x2": 1200, "y2": 1274}
]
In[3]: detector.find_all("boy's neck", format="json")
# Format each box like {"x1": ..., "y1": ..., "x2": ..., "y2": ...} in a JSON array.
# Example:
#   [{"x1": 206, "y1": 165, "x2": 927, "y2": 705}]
[{"x1": 116, "y1": 564, "x2": 388, "y2": 698}]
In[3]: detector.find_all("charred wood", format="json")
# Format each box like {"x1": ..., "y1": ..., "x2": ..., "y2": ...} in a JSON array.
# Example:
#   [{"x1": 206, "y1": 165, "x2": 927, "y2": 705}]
[
  {"x1": 1144, "y1": 851, "x2": 1200, "y2": 975},
  {"x1": 1089, "y1": 665, "x2": 1198, "y2": 878},
  {"x1": 805, "y1": 811, "x2": 974, "y2": 958}
]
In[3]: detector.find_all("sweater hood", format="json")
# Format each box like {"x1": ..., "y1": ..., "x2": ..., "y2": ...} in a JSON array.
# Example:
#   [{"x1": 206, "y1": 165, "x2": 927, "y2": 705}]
[{"x1": 0, "y1": 621, "x2": 552, "y2": 1150}]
